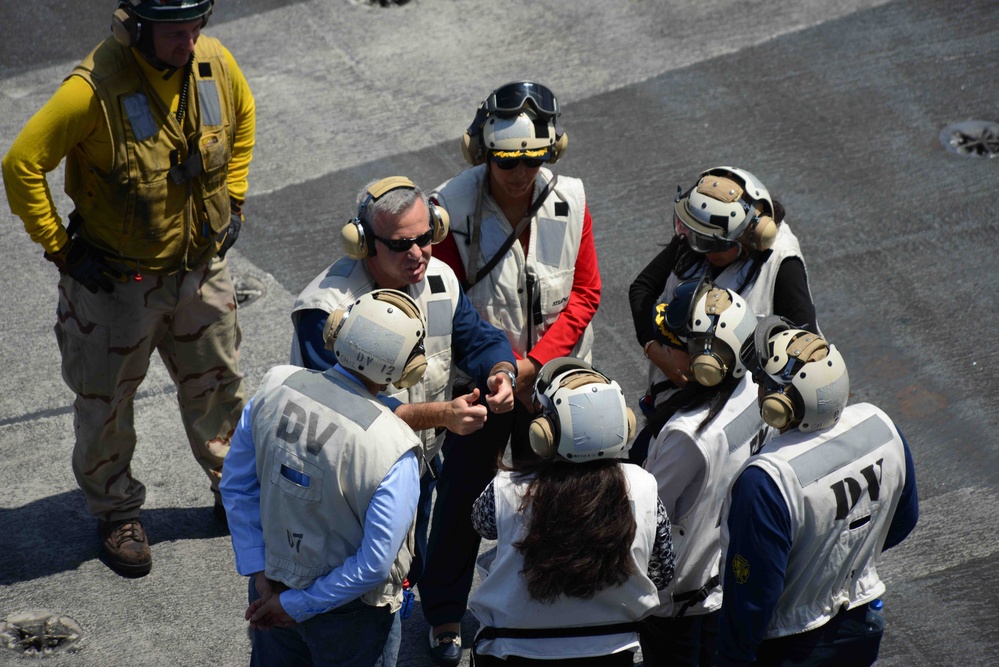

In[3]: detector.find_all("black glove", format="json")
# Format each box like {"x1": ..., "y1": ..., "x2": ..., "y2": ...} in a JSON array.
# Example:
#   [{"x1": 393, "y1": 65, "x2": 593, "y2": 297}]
[
  {"x1": 219, "y1": 198, "x2": 243, "y2": 259},
  {"x1": 44, "y1": 238, "x2": 123, "y2": 293}
]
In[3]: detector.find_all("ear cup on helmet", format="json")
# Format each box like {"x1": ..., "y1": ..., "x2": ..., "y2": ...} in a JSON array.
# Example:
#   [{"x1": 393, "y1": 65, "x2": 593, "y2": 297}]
[
  {"x1": 625, "y1": 407, "x2": 636, "y2": 441},
  {"x1": 549, "y1": 129, "x2": 568, "y2": 164},
  {"x1": 690, "y1": 353, "x2": 727, "y2": 387},
  {"x1": 111, "y1": 7, "x2": 139, "y2": 47},
  {"x1": 461, "y1": 132, "x2": 484, "y2": 166},
  {"x1": 745, "y1": 214, "x2": 778, "y2": 251},
  {"x1": 394, "y1": 352, "x2": 427, "y2": 389},
  {"x1": 761, "y1": 391, "x2": 797, "y2": 430},
  {"x1": 322, "y1": 309, "x2": 347, "y2": 350},
  {"x1": 430, "y1": 203, "x2": 450, "y2": 243},
  {"x1": 340, "y1": 220, "x2": 369, "y2": 259},
  {"x1": 529, "y1": 416, "x2": 556, "y2": 459}
]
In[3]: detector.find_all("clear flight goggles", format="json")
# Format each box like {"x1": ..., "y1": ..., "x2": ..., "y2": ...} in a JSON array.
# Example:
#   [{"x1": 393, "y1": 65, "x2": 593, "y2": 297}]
[{"x1": 674, "y1": 214, "x2": 739, "y2": 254}]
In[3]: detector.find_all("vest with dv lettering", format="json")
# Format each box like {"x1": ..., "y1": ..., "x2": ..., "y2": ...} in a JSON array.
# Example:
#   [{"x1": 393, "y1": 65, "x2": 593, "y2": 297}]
[
  {"x1": 290, "y1": 257, "x2": 461, "y2": 458},
  {"x1": 251, "y1": 365, "x2": 421, "y2": 611},
  {"x1": 433, "y1": 165, "x2": 592, "y2": 365},
  {"x1": 722, "y1": 403, "x2": 907, "y2": 638},
  {"x1": 66, "y1": 37, "x2": 235, "y2": 272}
]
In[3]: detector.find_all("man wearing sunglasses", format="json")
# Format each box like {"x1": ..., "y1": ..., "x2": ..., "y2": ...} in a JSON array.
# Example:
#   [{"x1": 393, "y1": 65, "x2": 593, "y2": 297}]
[
  {"x1": 419, "y1": 81, "x2": 601, "y2": 666},
  {"x1": 290, "y1": 179, "x2": 518, "y2": 613}
]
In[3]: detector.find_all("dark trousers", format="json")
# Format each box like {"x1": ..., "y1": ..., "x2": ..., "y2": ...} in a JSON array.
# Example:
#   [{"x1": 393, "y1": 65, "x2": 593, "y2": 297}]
[
  {"x1": 406, "y1": 453, "x2": 441, "y2": 588},
  {"x1": 639, "y1": 612, "x2": 719, "y2": 667},
  {"x1": 247, "y1": 578, "x2": 399, "y2": 667},
  {"x1": 419, "y1": 401, "x2": 534, "y2": 626},
  {"x1": 753, "y1": 603, "x2": 884, "y2": 667}
]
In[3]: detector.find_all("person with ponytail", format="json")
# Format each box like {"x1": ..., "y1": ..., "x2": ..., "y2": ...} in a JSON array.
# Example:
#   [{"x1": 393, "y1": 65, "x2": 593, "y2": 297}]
[{"x1": 639, "y1": 281, "x2": 770, "y2": 666}]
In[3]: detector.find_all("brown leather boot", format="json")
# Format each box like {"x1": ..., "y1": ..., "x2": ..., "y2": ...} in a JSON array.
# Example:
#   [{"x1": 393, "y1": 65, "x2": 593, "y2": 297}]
[{"x1": 98, "y1": 518, "x2": 152, "y2": 577}]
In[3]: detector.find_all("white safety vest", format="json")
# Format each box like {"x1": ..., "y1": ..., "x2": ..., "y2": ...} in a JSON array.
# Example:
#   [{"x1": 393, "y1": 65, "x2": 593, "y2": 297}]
[
  {"x1": 251, "y1": 365, "x2": 422, "y2": 611},
  {"x1": 649, "y1": 223, "x2": 809, "y2": 407},
  {"x1": 469, "y1": 465, "x2": 661, "y2": 660},
  {"x1": 290, "y1": 256, "x2": 461, "y2": 457},
  {"x1": 721, "y1": 403, "x2": 908, "y2": 638},
  {"x1": 433, "y1": 165, "x2": 593, "y2": 366},
  {"x1": 645, "y1": 375, "x2": 767, "y2": 616}
]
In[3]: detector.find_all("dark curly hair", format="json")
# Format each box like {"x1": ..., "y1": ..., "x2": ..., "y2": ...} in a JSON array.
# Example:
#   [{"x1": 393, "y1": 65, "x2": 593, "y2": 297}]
[{"x1": 509, "y1": 458, "x2": 637, "y2": 604}]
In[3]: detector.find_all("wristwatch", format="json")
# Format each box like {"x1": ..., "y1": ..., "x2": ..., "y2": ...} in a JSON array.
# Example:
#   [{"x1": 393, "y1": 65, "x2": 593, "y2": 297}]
[{"x1": 498, "y1": 369, "x2": 518, "y2": 391}]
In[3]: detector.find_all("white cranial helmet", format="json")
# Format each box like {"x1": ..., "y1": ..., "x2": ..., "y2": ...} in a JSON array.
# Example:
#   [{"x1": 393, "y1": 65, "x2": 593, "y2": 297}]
[
  {"x1": 528, "y1": 358, "x2": 636, "y2": 462},
  {"x1": 674, "y1": 166, "x2": 778, "y2": 253},
  {"x1": 685, "y1": 284, "x2": 758, "y2": 386},
  {"x1": 743, "y1": 317, "x2": 849, "y2": 432},
  {"x1": 324, "y1": 289, "x2": 427, "y2": 388}
]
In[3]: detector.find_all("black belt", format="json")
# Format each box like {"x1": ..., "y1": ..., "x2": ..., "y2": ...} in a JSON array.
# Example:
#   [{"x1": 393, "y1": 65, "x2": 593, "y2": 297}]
[
  {"x1": 476, "y1": 621, "x2": 638, "y2": 642},
  {"x1": 672, "y1": 575, "x2": 719, "y2": 618},
  {"x1": 471, "y1": 622, "x2": 637, "y2": 667}
]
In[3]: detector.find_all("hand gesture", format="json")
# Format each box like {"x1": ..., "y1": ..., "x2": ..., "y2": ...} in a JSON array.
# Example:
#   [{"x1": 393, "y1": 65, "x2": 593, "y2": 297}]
[
  {"x1": 445, "y1": 388, "x2": 488, "y2": 435},
  {"x1": 485, "y1": 371, "x2": 515, "y2": 414}
]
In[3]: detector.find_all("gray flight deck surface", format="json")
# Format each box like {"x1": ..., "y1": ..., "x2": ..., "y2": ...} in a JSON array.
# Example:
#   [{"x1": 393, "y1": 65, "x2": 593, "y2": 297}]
[{"x1": 1, "y1": 0, "x2": 997, "y2": 665}]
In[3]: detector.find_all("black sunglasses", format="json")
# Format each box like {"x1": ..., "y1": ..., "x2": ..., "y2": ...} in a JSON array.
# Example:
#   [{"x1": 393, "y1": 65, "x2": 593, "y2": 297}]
[
  {"x1": 490, "y1": 155, "x2": 546, "y2": 171},
  {"x1": 373, "y1": 228, "x2": 434, "y2": 253}
]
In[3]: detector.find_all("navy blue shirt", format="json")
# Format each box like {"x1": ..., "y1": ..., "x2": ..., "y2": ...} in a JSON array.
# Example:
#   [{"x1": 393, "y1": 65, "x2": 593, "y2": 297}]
[
  {"x1": 297, "y1": 288, "x2": 515, "y2": 391},
  {"x1": 717, "y1": 430, "x2": 919, "y2": 666}
]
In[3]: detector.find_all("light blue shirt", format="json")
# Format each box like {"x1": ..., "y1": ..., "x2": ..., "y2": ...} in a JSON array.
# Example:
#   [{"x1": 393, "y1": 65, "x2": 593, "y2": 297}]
[{"x1": 221, "y1": 365, "x2": 421, "y2": 622}]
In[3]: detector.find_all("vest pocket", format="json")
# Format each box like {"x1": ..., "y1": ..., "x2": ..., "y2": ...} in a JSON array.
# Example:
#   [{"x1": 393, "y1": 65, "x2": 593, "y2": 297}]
[
  {"x1": 268, "y1": 446, "x2": 325, "y2": 502},
  {"x1": 537, "y1": 267, "x2": 574, "y2": 319},
  {"x1": 198, "y1": 130, "x2": 230, "y2": 198}
]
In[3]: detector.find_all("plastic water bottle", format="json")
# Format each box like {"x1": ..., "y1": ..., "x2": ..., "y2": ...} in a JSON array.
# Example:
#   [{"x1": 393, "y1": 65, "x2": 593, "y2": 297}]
[{"x1": 866, "y1": 598, "x2": 885, "y2": 633}]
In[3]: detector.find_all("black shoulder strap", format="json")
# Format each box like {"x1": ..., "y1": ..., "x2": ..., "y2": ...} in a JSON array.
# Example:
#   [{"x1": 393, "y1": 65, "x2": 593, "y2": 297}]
[
  {"x1": 672, "y1": 574, "x2": 720, "y2": 618},
  {"x1": 465, "y1": 174, "x2": 559, "y2": 291}
]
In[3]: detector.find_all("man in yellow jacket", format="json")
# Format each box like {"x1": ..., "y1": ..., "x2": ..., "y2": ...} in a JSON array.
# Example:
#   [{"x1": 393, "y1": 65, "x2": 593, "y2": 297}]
[{"x1": 1, "y1": 0, "x2": 255, "y2": 578}]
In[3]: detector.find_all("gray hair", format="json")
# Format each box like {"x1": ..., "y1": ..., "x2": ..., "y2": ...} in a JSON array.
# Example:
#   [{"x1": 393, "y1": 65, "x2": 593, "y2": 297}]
[{"x1": 356, "y1": 179, "x2": 429, "y2": 232}]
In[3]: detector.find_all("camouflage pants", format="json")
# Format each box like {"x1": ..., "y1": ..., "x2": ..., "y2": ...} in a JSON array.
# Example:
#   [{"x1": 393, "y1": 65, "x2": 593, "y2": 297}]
[{"x1": 54, "y1": 257, "x2": 246, "y2": 521}]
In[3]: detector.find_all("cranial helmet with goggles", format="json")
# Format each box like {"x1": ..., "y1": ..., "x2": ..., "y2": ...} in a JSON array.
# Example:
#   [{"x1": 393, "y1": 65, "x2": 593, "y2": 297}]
[
  {"x1": 323, "y1": 289, "x2": 428, "y2": 389},
  {"x1": 461, "y1": 81, "x2": 569, "y2": 167},
  {"x1": 674, "y1": 166, "x2": 779, "y2": 255},
  {"x1": 528, "y1": 358, "x2": 636, "y2": 463},
  {"x1": 653, "y1": 278, "x2": 758, "y2": 387},
  {"x1": 112, "y1": 0, "x2": 214, "y2": 51},
  {"x1": 740, "y1": 316, "x2": 849, "y2": 432}
]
